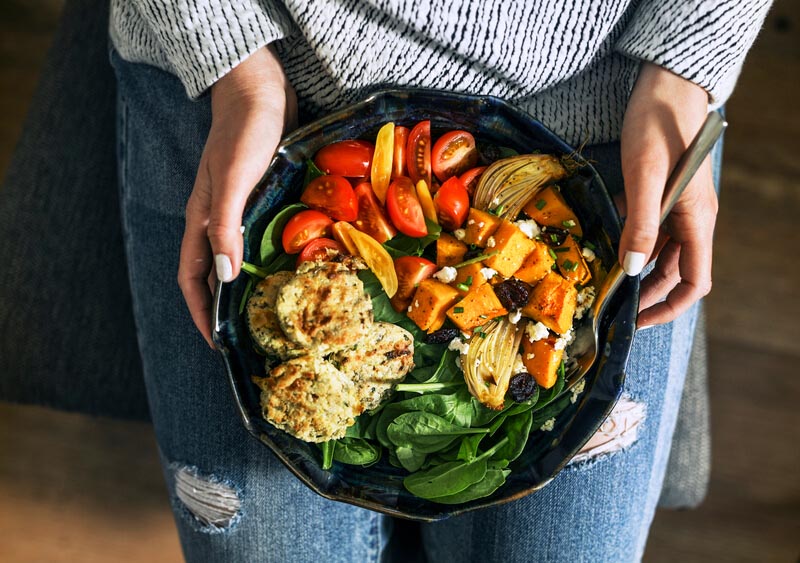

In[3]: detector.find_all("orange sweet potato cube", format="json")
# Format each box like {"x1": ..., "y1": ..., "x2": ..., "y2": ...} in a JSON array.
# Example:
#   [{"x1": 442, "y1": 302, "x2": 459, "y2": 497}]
[
  {"x1": 407, "y1": 278, "x2": 461, "y2": 332},
  {"x1": 463, "y1": 208, "x2": 502, "y2": 248},
  {"x1": 513, "y1": 240, "x2": 555, "y2": 284},
  {"x1": 482, "y1": 220, "x2": 537, "y2": 278},
  {"x1": 554, "y1": 235, "x2": 592, "y2": 286},
  {"x1": 436, "y1": 232, "x2": 468, "y2": 267},
  {"x1": 522, "y1": 185, "x2": 583, "y2": 237},
  {"x1": 446, "y1": 283, "x2": 508, "y2": 332},
  {"x1": 452, "y1": 262, "x2": 488, "y2": 295},
  {"x1": 520, "y1": 272, "x2": 577, "y2": 334},
  {"x1": 521, "y1": 335, "x2": 562, "y2": 389}
]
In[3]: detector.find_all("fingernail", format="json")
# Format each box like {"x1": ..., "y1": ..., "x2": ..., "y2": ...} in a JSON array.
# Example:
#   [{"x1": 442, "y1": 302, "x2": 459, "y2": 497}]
[
  {"x1": 215, "y1": 254, "x2": 234, "y2": 282},
  {"x1": 623, "y1": 251, "x2": 646, "y2": 276},
  {"x1": 637, "y1": 324, "x2": 654, "y2": 332}
]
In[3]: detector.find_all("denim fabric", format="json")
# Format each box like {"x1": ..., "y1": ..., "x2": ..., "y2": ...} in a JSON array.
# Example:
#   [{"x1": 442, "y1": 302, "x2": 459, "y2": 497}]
[{"x1": 112, "y1": 50, "x2": 700, "y2": 562}]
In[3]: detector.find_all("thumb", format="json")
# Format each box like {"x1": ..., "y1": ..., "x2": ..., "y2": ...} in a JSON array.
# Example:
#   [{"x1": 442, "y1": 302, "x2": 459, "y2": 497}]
[
  {"x1": 619, "y1": 159, "x2": 665, "y2": 276},
  {"x1": 207, "y1": 172, "x2": 252, "y2": 283}
]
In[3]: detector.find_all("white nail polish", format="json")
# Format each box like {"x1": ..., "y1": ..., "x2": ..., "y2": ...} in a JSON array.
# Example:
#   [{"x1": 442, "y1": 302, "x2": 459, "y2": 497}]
[
  {"x1": 637, "y1": 324, "x2": 654, "y2": 331},
  {"x1": 623, "y1": 251, "x2": 646, "y2": 276},
  {"x1": 215, "y1": 254, "x2": 234, "y2": 282}
]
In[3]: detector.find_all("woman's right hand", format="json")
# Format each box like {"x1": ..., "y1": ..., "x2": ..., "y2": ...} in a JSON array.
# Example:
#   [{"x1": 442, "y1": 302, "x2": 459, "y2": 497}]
[{"x1": 177, "y1": 45, "x2": 297, "y2": 347}]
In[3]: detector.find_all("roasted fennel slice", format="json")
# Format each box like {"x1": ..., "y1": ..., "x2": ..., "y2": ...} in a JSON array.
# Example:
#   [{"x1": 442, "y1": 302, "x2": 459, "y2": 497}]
[
  {"x1": 461, "y1": 318, "x2": 524, "y2": 410},
  {"x1": 473, "y1": 154, "x2": 578, "y2": 220}
]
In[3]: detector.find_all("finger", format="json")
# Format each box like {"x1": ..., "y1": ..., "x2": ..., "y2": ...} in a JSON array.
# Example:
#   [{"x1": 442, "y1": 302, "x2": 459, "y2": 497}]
[
  {"x1": 206, "y1": 167, "x2": 252, "y2": 284},
  {"x1": 638, "y1": 239, "x2": 681, "y2": 313},
  {"x1": 178, "y1": 187, "x2": 215, "y2": 347},
  {"x1": 619, "y1": 154, "x2": 667, "y2": 277},
  {"x1": 637, "y1": 231, "x2": 713, "y2": 327}
]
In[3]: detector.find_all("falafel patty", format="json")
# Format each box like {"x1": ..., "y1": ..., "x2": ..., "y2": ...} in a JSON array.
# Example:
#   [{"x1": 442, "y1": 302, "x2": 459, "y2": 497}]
[
  {"x1": 246, "y1": 271, "x2": 303, "y2": 359},
  {"x1": 254, "y1": 355, "x2": 361, "y2": 442},
  {"x1": 332, "y1": 322, "x2": 415, "y2": 411},
  {"x1": 275, "y1": 261, "x2": 372, "y2": 354}
]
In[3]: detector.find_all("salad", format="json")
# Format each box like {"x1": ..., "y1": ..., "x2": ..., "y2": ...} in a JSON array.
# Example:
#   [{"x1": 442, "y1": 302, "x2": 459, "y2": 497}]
[{"x1": 239, "y1": 120, "x2": 603, "y2": 504}]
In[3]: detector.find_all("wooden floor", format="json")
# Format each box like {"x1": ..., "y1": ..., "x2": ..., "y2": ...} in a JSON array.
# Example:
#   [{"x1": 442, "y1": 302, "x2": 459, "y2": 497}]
[{"x1": 1, "y1": 1, "x2": 798, "y2": 561}]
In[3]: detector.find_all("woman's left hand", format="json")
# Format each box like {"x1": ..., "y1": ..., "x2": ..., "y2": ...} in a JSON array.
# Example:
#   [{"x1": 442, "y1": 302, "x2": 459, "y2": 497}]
[{"x1": 618, "y1": 62, "x2": 718, "y2": 328}]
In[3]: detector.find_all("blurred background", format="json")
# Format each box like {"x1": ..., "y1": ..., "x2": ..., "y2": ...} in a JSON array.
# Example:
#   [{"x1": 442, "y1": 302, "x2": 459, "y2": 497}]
[{"x1": 0, "y1": 1, "x2": 798, "y2": 561}]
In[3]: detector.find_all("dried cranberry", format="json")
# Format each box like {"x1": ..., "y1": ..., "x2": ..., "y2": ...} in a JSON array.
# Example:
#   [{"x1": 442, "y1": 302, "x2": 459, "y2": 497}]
[
  {"x1": 494, "y1": 278, "x2": 532, "y2": 311},
  {"x1": 508, "y1": 373, "x2": 538, "y2": 402},
  {"x1": 540, "y1": 226, "x2": 569, "y2": 247},
  {"x1": 425, "y1": 327, "x2": 460, "y2": 344}
]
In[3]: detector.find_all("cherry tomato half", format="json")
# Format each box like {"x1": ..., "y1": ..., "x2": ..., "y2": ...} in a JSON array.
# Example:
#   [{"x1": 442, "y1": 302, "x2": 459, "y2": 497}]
[
  {"x1": 459, "y1": 166, "x2": 487, "y2": 196},
  {"x1": 352, "y1": 182, "x2": 397, "y2": 244},
  {"x1": 281, "y1": 209, "x2": 334, "y2": 254},
  {"x1": 386, "y1": 177, "x2": 428, "y2": 238},
  {"x1": 300, "y1": 175, "x2": 358, "y2": 221},
  {"x1": 432, "y1": 130, "x2": 478, "y2": 182},
  {"x1": 296, "y1": 238, "x2": 346, "y2": 266},
  {"x1": 406, "y1": 121, "x2": 431, "y2": 188},
  {"x1": 392, "y1": 126, "x2": 409, "y2": 178},
  {"x1": 314, "y1": 140, "x2": 374, "y2": 177},
  {"x1": 434, "y1": 176, "x2": 470, "y2": 231},
  {"x1": 390, "y1": 256, "x2": 438, "y2": 313}
]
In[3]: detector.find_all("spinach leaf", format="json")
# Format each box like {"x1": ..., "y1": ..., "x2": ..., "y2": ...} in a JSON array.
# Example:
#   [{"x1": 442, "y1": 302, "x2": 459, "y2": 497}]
[
  {"x1": 332, "y1": 438, "x2": 381, "y2": 466},
  {"x1": 264, "y1": 252, "x2": 296, "y2": 275},
  {"x1": 303, "y1": 159, "x2": 325, "y2": 185},
  {"x1": 384, "y1": 219, "x2": 441, "y2": 257},
  {"x1": 489, "y1": 410, "x2": 533, "y2": 463},
  {"x1": 428, "y1": 469, "x2": 510, "y2": 505},
  {"x1": 238, "y1": 275, "x2": 255, "y2": 315},
  {"x1": 533, "y1": 370, "x2": 565, "y2": 412},
  {"x1": 396, "y1": 446, "x2": 427, "y2": 472},
  {"x1": 457, "y1": 433, "x2": 485, "y2": 462},
  {"x1": 502, "y1": 386, "x2": 540, "y2": 417},
  {"x1": 320, "y1": 441, "x2": 335, "y2": 470},
  {"x1": 387, "y1": 412, "x2": 489, "y2": 454},
  {"x1": 532, "y1": 394, "x2": 572, "y2": 430},
  {"x1": 259, "y1": 203, "x2": 306, "y2": 265},
  {"x1": 404, "y1": 459, "x2": 488, "y2": 498}
]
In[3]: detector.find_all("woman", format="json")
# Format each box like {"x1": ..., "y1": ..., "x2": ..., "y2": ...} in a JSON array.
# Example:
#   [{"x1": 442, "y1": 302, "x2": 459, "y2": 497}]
[{"x1": 109, "y1": 1, "x2": 770, "y2": 560}]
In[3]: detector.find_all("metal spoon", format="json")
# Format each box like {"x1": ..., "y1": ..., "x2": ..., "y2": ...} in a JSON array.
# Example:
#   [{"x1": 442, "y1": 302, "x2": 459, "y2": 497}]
[{"x1": 564, "y1": 111, "x2": 727, "y2": 391}]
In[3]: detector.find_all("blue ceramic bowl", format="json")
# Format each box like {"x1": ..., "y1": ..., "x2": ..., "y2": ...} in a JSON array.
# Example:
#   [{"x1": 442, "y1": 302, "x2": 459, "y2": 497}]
[{"x1": 212, "y1": 89, "x2": 638, "y2": 521}]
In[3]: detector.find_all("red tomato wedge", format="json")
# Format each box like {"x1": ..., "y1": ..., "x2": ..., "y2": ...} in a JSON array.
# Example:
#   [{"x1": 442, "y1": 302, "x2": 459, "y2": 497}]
[
  {"x1": 282, "y1": 210, "x2": 334, "y2": 254},
  {"x1": 459, "y1": 166, "x2": 487, "y2": 196},
  {"x1": 296, "y1": 238, "x2": 345, "y2": 266},
  {"x1": 300, "y1": 175, "x2": 358, "y2": 221},
  {"x1": 432, "y1": 130, "x2": 478, "y2": 182},
  {"x1": 314, "y1": 140, "x2": 374, "y2": 177},
  {"x1": 386, "y1": 177, "x2": 428, "y2": 238},
  {"x1": 434, "y1": 176, "x2": 470, "y2": 231},
  {"x1": 406, "y1": 121, "x2": 431, "y2": 189},
  {"x1": 392, "y1": 126, "x2": 409, "y2": 178},
  {"x1": 390, "y1": 256, "x2": 438, "y2": 313},
  {"x1": 352, "y1": 182, "x2": 397, "y2": 244}
]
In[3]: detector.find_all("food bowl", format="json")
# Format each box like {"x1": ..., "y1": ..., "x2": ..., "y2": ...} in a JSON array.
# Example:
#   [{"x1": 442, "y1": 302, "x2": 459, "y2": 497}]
[{"x1": 212, "y1": 89, "x2": 638, "y2": 521}]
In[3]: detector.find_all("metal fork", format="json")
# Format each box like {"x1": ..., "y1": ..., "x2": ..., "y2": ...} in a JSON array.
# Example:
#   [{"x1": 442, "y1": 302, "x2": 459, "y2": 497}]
[{"x1": 564, "y1": 111, "x2": 727, "y2": 392}]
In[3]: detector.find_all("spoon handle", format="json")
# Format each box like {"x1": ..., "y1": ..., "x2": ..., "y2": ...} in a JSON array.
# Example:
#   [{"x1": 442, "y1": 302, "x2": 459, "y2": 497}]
[{"x1": 594, "y1": 111, "x2": 727, "y2": 323}]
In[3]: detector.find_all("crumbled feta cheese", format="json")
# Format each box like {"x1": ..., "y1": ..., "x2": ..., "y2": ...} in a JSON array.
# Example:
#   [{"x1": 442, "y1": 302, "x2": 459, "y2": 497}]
[
  {"x1": 486, "y1": 236, "x2": 496, "y2": 248},
  {"x1": 525, "y1": 321, "x2": 550, "y2": 342},
  {"x1": 453, "y1": 229, "x2": 466, "y2": 240},
  {"x1": 478, "y1": 221, "x2": 485, "y2": 228},
  {"x1": 554, "y1": 328, "x2": 574, "y2": 350},
  {"x1": 581, "y1": 246, "x2": 596, "y2": 262},
  {"x1": 574, "y1": 286, "x2": 596, "y2": 320},
  {"x1": 448, "y1": 337, "x2": 470, "y2": 355},
  {"x1": 414, "y1": 300, "x2": 420, "y2": 308},
  {"x1": 513, "y1": 353, "x2": 526, "y2": 374},
  {"x1": 540, "y1": 418, "x2": 556, "y2": 432},
  {"x1": 407, "y1": 305, "x2": 412, "y2": 313},
  {"x1": 526, "y1": 353, "x2": 536, "y2": 360},
  {"x1": 570, "y1": 379, "x2": 586, "y2": 404},
  {"x1": 491, "y1": 197, "x2": 500, "y2": 206},
  {"x1": 508, "y1": 309, "x2": 522, "y2": 324},
  {"x1": 467, "y1": 219, "x2": 475, "y2": 225},
  {"x1": 480, "y1": 267, "x2": 498, "y2": 281},
  {"x1": 515, "y1": 219, "x2": 540, "y2": 239},
  {"x1": 433, "y1": 266, "x2": 457, "y2": 283}
]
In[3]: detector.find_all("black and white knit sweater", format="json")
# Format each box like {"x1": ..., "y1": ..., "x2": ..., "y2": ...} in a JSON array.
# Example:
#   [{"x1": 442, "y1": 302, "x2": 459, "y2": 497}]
[{"x1": 109, "y1": 0, "x2": 771, "y2": 145}]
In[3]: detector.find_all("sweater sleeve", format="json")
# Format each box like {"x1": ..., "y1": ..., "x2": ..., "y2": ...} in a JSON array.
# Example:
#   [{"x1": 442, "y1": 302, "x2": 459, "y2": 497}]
[
  {"x1": 128, "y1": 0, "x2": 295, "y2": 99},
  {"x1": 616, "y1": 0, "x2": 772, "y2": 105}
]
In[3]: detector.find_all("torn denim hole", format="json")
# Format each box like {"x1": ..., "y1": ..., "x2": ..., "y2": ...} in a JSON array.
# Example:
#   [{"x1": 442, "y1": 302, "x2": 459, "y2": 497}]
[
  {"x1": 172, "y1": 464, "x2": 242, "y2": 531},
  {"x1": 569, "y1": 395, "x2": 646, "y2": 466}
]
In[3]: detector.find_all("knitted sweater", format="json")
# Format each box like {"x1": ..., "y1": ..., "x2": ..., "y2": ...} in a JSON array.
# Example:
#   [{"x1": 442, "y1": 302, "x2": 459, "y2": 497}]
[{"x1": 109, "y1": 0, "x2": 771, "y2": 145}]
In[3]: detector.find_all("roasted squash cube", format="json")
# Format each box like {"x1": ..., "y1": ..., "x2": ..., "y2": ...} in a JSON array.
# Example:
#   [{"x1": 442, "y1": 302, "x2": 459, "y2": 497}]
[
  {"x1": 554, "y1": 235, "x2": 592, "y2": 286},
  {"x1": 436, "y1": 232, "x2": 468, "y2": 267},
  {"x1": 523, "y1": 185, "x2": 583, "y2": 237},
  {"x1": 464, "y1": 208, "x2": 502, "y2": 247},
  {"x1": 521, "y1": 335, "x2": 562, "y2": 389},
  {"x1": 446, "y1": 283, "x2": 508, "y2": 332},
  {"x1": 407, "y1": 278, "x2": 461, "y2": 333},
  {"x1": 520, "y1": 272, "x2": 577, "y2": 334},
  {"x1": 452, "y1": 261, "x2": 488, "y2": 295},
  {"x1": 513, "y1": 240, "x2": 555, "y2": 284},
  {"x1": 482, "y1": 220, "x2": 537, "y2": 278}
]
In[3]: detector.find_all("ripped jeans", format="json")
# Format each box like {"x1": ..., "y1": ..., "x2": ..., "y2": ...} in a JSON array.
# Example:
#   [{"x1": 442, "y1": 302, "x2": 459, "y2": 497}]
[{"x1": 112, "y1": 50, "x2": 699, "y2": 562}]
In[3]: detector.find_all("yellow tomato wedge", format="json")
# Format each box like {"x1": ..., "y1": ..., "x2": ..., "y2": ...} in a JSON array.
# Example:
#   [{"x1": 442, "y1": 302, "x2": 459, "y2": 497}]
[
  {"x1": 370, "y1": 122, "x2": 395, "y2": 205},
  {"x1": 415, "y1": 179, "x2": 438, "y2": 224},
  {"x1": 332, "y1": 221, "x2": 359, "y2": 255},
  {"x1": 347, "y1": 226, "x2": 398, "y2": 297}
]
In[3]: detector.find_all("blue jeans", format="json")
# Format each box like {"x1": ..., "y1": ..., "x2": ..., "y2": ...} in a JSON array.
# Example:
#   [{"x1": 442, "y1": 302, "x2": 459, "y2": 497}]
[{"x1": 112, "y1": 50, "x2": 700, "y2": 562}]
